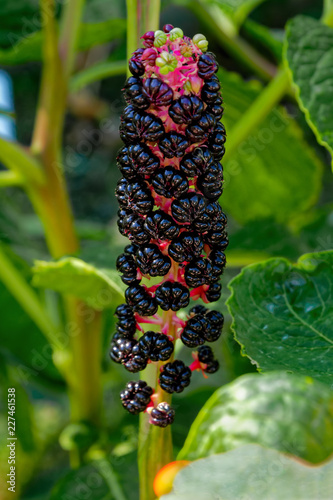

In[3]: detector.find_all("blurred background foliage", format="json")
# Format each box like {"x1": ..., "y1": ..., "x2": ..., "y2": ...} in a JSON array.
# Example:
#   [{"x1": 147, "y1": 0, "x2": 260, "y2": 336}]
[{"x1": 0, "y1": 0, "x2": 332, "y2": 499}]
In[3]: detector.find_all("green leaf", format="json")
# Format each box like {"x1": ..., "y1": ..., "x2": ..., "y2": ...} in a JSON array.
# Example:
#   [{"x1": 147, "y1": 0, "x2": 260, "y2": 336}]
[
  {"x1": 227, "y1": 251, "x2": 333, "y2": 385},
  {"x1": 284, "y1": 16, "x2": 333, "y2": 166},
  {"x1": 221, "y1": 70, "x2": 323, "y2": 224},
  {"x1": 162, "y1": 444, "x2": 333, "y2": 500},
  {"x1": 178, "y1": 372, "x2": 333, "y2": 463},
  {"x1": 0, "y1": 249, "x2": 63, "y2": 388},
  {"x1": 50, "y1": 459, "x2": 126, "y2": 500},
  {"x1": 32, "y1": 257, "x2": 125, "y2": 310},
  {"x1": 0, "y1": 19, "x2": 126, "y2": 65}
]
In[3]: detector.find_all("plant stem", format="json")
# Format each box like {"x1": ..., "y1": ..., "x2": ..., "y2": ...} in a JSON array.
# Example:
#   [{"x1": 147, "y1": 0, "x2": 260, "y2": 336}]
[
  {"x1": 65, "y1": 298, "x2": 103, "y2": 426},
  {"x1": 70, "y1": 60, "x2": 127, "y2": 91},
  {"x1": 0, "y1": 137, "x2": 44, "y2": 185},
  {"x1": 224, "y1": 67, "x2": 290, "y2": 161},
  {"x1": 0, "y1": 170, "x2": 24, "y2": 188},
  {"x1": 126, "y1": 0, "x2": 138, "y2": 76},
  {"x1": 189, "y1": 0, "x2": 277, "y2": 81},
  {"x1": 139, "y1": 309, "x2": 175, "y2": 500},
  {"x1": 126, "y1": 0, "x2": 161, "y2": 76}
]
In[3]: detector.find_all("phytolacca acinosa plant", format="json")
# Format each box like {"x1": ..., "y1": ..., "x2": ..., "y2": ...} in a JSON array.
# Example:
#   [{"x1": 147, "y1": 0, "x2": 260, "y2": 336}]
[{"x1": 110, "y1": 25, "x2": 227, "y2": 428}]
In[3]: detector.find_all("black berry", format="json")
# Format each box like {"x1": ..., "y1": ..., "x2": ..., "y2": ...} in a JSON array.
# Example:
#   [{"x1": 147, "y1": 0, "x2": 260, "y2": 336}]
[
  {"x1": 150, "y1": 402, "x2": 175, "y2": 427},
  {"x1": 138, "y1": 331, "x2": 174, "y2": 362},
  {"x1": 152, "y1": 167, "x2": 188, "y2": 199},
  {"x1": 120, "y1": 380, "x2": 153, "y2": 414},
  {"x1": 159, "y1": 360, "x2": 192, "y2": 393},
  {"x1": 155, "y1": 281, "x2": 190, "y2": 311}
]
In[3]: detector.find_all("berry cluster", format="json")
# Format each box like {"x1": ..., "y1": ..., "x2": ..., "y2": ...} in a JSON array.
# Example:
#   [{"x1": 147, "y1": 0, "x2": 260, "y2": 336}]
[{"x1": 111, "y1": 25, "x2": 228, "y2": 428}]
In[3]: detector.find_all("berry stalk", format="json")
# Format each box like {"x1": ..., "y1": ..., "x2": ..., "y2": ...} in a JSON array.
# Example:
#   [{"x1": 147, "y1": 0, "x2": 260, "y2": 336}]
[{"x1": 110, "y1": 25, "x2": 227, "y2": 499}]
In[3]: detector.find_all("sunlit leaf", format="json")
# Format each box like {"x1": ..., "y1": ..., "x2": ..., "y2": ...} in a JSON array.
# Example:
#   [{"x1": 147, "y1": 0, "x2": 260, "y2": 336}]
[
  {"x1": 32, "y1": 257, "x2": 125, "y2": 310},
  {"x1": 178, "y1": 372, "x2": 333, "y2": 463},
  {"x1": 227, "y1": 251, "x2": 333, "y2": 385}
]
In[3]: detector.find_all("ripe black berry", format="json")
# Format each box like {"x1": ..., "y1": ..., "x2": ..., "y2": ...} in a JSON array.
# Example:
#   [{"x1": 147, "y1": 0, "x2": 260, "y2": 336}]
[
  {"x1": 128, "y1": 48, "x2": 145, "y2": 76},
  {"x1": 197, "y1": 52, "x2": 218, "y2": 79},
  {"x1": 168, "y1": 231, "x2": 203, "y2": 263},
  {"x1": 209, "y1": 122, "x2": 226, "y2": 161},
  {"x1": 180, "y1": 147, "x2": 216, "y2": 177},
  {"x1": 207, "y1": 95, "x2": 224, "y2": 121},
  {"x1": 136, "y1": 244, "x2": 171, "y2": 277},
  {"x1": 184, "y1": 257, "x2": 213, "y2": 288},
  {"x1": 115, "y1": 303, "x2": 137, "y2": 337},
  {"x1": 189, "y1": 304, "x2": 207, "y2": 316},
  {"x1": 144, "y1": 210, "x2": 180, "y2": 240},
  {"x1": 169, "y1": 95, "x2": 204, "y2": 124},
  {"x1": 152, "y1": 167, "x2": 188, "y2": 199},
  {"x1": 120, "y1": 109, "x2": 165, "y2": 144},
  {"x1": 155, "y1": 281, "x2": 190, "y2": 311},
  {"x1": 159, "y1": 360, "x2": 192, "y2": 393},
  {"x1": 171, "y1": 193, "x2": 211, "y2": 232},
  {"x1": 116, "y1": 251, "x2": 138, "y2": 285},
  {"x1": 201, "y1": 75, "x2": 221, "y2": 104},
  {"x1": 210, "y1": 248, "x2": 227, "y2": 281},
  {"x1": 159, "y1": 132, "x2": 189, "y2": 158},
  {"x1": 117, "y1": 143, "x2": 160, "y2": 179},
  {"x1": 205, "y1": 283, "x2": 222, "y2": 302},
  {"x1": 116, "y1": 178, "x2": 153, "y2": 214},
  {"x1": 125, "y1": 284, "x2": 158, "y2": 316},
  {"x1": 123, "y1": 76, "x2": 149, "y2": 109},
  {"x1": 138, "y1": 331, "x2": 174, "y2": 362},
  {"x1": 186, "y1": 112, "x2": 216, "y2": 143},
  {"x1": 180, "y1": 314, "x2": 208, "y2": 347},
  {"x1": 120, "y1": 380, "x2": 153, "y2": 414},
  {"x1": 197, "y1": 345, "x2": 219, "y2": 373},
  {"x1": 122, "y1": 213, "x2": 150, "y2": 245},
  {"x1": 142, "y1": 78, "x2": 173, "y2": 106},
  {"x1": 110, "y1": 336, "x2": 147, "y2": 372},
  {"x1": 197, "y1": 162, "x2": 223, "y2": 201},
  {"x1": 150, "y1": 402, "x2": 175, "y2": 427}
]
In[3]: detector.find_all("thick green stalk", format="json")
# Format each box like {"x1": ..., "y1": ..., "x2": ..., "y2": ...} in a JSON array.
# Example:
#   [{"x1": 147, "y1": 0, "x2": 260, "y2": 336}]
[
  {"x1": 0, "y1": 137, "x2": 44, "y2": 185},
  {"x1": 139, "y1": 309, "x2": 174, "y2": 500},
  {"x1": 126, "y1": 0, "x2": 139, "y2": 76},
  {"x1": 224, "y1": 67, "x2": 290, "y2": 161}
]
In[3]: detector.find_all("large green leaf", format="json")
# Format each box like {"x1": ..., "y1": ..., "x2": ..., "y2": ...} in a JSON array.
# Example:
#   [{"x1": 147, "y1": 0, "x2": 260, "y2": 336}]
[
  {"x1": 284, "y1": 16, "x2": 333, "y2": 165},
  {"x1": 227, "y1": 251, "x2": 333, "y2": 385},
  {"x1": 178, "y1": 372, "x2": 333, "y2": 463},
  {"x1": 162, "y1": 444, "x2": 333, "y2": 500},
  {"x1": 221, "y1": 70, "x2": 323, "y2": 224},
  {"x1": 32, "y1": 257, "x2": 125, "y2": 310},
  {"x1": 0, "y1": 19, "x2": 126, "y2": 65}
]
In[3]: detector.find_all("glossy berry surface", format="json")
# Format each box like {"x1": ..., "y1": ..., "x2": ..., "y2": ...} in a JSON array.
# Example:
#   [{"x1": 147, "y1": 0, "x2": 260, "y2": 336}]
[
  {"x1": 197, "y1": 345, "x2": 219, "y2": 373},
  {"x1": 159, "y1": 360, "x2": 192, "y2": 393},
  {"x1": 125, "y1": 284, "x2": 157, "y2": 316},
  {"x1": 155, "y1": 281, "x2": 190, "y2": 311},
  {"x1": 150, "y1": 402, "x2": 175, "y2": 428},
  {"x1": 120, "y1": 380, "x2": 153, "y2": 414},
  {"x1": 138, "y1": 331, "x2": 174, "y2": 362},
  {"x1": 152, "y1": 167, "x2": 188, "y2": 199},
  {"x1": 136, "y1": 244, "x2": 171, "y2": 277},
  {"x1": 168, "y1": 231, "x2": 203, "y2": 263},
  {"x1": 110, "y1": 337, "x2": 147, "y2": 373}
]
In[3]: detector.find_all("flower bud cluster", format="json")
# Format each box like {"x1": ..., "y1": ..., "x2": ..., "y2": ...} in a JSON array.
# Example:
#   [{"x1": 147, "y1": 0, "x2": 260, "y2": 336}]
[{"x1": 111, "y1": 25, "x2": 228, "y2": 428}]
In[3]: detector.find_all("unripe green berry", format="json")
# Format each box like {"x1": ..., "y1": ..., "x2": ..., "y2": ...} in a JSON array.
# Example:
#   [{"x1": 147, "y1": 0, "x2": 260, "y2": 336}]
[
  {"x1": 156, "y1": 51, "x2": 178, "y2": 74},
  {"x1": 154, "y1": 30, "x2": 167, "y2": 47},
  {"x1": 193, "y1": 33, "x2": 208, "y2": 52},
  {"x1": 169, "y1": 27, "x2": 184, "y2": 41}
]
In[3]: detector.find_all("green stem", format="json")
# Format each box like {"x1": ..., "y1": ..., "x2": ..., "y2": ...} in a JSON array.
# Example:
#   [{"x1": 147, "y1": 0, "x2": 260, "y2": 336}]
[
  {"x1": 65, "y1": 298, "x2": 103, "y2": 426},
  {"x1": 0, "y1": 137, "x2": 44, "y2": 185},
  {"x1": 190, "y1": 0, "x2": 277, "y2": 81},
  {"x1": 59, "y1": 0, "x2": 86, "y2": 81},
  {"x1": 224, "y1": 67, "x2": 290, "y2": 161},
  {"x1": 0, "y1": 170, "x2": 24, "y2": 188},
  {"x1": 0, "y1": 245, "x2": 63, "y2": 350},
  {"x1": 126, "y1": 0, "x2": 138, "y2": 76},
  {"x1": 70, "y1": 60, "x2": 127, "y2": 91},
  {"x1": 139, "y1": 309, "x2": 174, "y2": 500}
]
